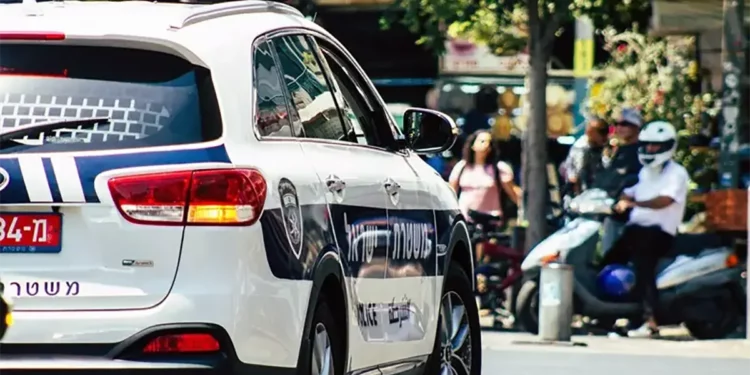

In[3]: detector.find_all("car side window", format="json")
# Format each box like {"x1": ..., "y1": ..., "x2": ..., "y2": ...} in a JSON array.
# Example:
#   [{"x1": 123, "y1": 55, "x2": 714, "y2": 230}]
[
  {"x1": 314, "y1": 42, "x2": 400, "y2": 149},
  {"x1": 271, "y1": 34, "x2": 349, "y2": 142},
  {"x1": 253, "y1": 38, "x2": 302, "y2": 138},
  {"x1": 314, "y1": 47, "x2": 370, "y2": 146}
]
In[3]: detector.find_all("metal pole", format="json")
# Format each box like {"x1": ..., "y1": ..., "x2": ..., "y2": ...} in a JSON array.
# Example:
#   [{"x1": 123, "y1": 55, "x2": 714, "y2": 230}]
[
  {"x1": 538, "y1": 263, "x2": 574, "y2": 341},
  {"x1": 719, "y1": 0, "x2": 745, "y2": 188},
  {"x1": 572, "y1": 16, "x2": 594, "y2": 136}
]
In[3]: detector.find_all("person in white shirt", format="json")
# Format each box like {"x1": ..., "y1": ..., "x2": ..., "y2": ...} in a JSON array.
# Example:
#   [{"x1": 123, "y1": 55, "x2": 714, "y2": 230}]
[{"x1": 605, "y1": 120, "x2": 689, "y2": 338}]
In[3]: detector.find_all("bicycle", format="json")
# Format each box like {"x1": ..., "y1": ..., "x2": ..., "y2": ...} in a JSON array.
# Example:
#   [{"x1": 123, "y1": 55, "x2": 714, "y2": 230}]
[{"x1": 467, "y1": 210, "x2": 525, "y2": 329}]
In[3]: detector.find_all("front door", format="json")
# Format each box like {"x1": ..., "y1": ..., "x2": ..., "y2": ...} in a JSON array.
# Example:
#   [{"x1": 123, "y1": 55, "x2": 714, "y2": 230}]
[
  {"x1": 268, "y1": 33, "x2": 393, "y2": 371},
  {"x1": 310, "y1": 36, "x2": 438, "y2": 368}
]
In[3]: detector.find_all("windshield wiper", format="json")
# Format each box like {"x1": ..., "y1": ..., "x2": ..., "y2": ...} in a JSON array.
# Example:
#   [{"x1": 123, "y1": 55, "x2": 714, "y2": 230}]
[{"x1": 0, "y1": 117, "x2": 110, "y2": 145}]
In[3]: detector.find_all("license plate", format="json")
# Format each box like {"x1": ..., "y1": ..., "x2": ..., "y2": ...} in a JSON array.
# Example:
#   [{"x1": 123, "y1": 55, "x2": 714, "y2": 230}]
[{"x1": 0, "y1": 213, "x2": 62, "y2": 254}]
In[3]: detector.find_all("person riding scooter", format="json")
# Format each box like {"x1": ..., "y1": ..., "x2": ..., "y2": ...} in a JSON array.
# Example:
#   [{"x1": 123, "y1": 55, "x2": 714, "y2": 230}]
[{"x1": 604, "y1": 120, "x2": 688, "y2": 338}]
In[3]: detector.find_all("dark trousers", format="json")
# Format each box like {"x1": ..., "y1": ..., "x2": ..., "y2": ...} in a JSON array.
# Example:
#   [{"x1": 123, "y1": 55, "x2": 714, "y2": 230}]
[{"x1": 602, "y1": 224, "x2": 674, "y2": 320}]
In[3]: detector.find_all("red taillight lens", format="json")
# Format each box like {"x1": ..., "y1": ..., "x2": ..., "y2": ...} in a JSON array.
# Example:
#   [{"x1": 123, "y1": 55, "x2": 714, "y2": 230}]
[
  {"x1": 108, "y1": 169, "x2": 267, "y2": 226},
  {"x1": 142, "y1": 333, "x2": 220, "y2": 354},
  {"x1": 0, "y1": 32, "x2": 65, "y2": 41}
]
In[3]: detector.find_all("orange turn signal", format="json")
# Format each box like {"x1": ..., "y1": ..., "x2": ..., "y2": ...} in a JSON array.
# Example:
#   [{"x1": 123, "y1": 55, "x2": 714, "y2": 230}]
[
  {"x1": 541, "y1": 252, "x2": 560, "y2": 265},
  {"x1": 725, "y1": 253, "x2": 739, "y2": 268}
]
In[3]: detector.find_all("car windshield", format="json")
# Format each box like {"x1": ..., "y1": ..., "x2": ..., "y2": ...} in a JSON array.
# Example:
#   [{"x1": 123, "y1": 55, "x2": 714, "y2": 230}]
[{"x1": 0, "y1": 44, "x2": 222, "y2": 154}]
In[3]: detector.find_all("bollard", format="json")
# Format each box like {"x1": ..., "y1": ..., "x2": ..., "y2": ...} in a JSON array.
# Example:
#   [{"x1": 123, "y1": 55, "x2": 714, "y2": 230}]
[{"x1": 538, "y1": 263, "x2": 574, "y2": 342}]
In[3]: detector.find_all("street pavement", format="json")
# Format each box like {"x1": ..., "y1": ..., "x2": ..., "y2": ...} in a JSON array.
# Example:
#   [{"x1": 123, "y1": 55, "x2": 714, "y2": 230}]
[{"x1": 481, "y1": 330, "x2": 750, "y2": 375}]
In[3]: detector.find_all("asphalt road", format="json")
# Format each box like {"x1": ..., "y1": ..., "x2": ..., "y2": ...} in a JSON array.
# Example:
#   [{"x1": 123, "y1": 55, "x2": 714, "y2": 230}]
[{"x1": 480, "y1": 331, "x2": 750, "y2": 375}]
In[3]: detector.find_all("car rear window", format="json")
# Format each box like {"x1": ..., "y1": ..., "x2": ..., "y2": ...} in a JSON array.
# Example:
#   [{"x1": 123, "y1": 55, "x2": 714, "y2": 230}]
[{"x1": 0, "y1": 44, "x2": 222, "y2": 154}]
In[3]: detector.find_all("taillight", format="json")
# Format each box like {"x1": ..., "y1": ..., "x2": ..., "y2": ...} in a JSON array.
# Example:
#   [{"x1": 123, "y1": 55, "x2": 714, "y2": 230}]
[
  {"x1": 142, "y1": 333, "x2": 220, "y2": 354},
  {"x1": 108, "y1": 169, "x2": 267, "y2": 226},
  {"x1": 0, "y1": 32, "x2": 65, "y2": 40}
]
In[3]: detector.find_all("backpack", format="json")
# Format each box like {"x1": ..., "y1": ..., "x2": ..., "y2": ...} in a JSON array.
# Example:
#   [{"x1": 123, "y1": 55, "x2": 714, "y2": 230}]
[{"x1": 455, "y1": 161, "x2": 518, "y2": 219}]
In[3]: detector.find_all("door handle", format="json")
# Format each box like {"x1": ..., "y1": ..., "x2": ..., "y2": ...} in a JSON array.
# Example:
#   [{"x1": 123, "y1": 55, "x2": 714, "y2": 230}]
[
  {"x1": 325, "y1": 175, "x2": 346, "y2": 193},
  {"x1": 383, "y1": 178, "x2": 401, "y2": 195}
]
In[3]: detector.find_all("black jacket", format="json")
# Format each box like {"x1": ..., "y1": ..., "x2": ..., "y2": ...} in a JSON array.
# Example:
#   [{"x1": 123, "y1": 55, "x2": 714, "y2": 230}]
[
  {"x1": 578, "y1": 145, "x2": 605, "y2": 191},
  {"x1": 592, "y1": 143, "x2": 642, "y2": 221}
]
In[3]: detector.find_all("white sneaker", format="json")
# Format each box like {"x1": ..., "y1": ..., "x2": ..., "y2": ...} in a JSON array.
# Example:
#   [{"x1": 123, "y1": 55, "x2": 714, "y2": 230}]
[{"x1": 627, "y1": 323, "x2": 659, "y2": 338}]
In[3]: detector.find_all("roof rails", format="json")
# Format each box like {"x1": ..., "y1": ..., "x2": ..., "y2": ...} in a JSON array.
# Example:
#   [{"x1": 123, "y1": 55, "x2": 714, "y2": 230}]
[{"x1": 174, "y1": 0, "x2": 302, "y2": 29}]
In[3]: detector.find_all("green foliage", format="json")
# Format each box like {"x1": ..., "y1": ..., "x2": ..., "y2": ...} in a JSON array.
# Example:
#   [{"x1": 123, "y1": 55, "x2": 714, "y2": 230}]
[
  {"x1": 379, "y1": 0, "x2": 650, "y2": 249},
  {"x1": 587, "y1": 28, "x2": 719, "y2": 215},
  {"x1": 381, "y1": 0, "x2": 651, "y2": 56}
]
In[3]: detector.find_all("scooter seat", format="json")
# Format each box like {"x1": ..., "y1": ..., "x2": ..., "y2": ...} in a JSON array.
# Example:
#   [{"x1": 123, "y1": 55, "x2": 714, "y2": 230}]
[
  {"x1": 655, "y1": 258, "x2": 674, "y2": 275},
  {"x1": 655, "y1": 233, "x2": 725, "y2": 274},
  {"x1": 669, "y1": 233, "x2": 724, "y2": 258}
]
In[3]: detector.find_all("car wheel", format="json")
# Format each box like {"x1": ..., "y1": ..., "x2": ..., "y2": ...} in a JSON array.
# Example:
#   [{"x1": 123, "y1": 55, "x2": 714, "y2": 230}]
[
  {"x1": 515, "y1": 279, "x2": 539, "y2": 334},
  {"x1": 427, "y1": 264, "x2": 482, "y2": 375},
  {"x1": 310, "y1": 298, "x2": 343, "y2": 375}
]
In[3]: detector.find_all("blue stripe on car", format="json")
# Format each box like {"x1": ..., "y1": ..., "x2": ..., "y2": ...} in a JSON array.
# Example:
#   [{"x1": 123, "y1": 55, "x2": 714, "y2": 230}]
[
  {"x1": 41, "y1": 158, "x2": 63, "y2": 203},
  {"x1": 0, "y1": 145, "x2": 230, "y2": 204}
]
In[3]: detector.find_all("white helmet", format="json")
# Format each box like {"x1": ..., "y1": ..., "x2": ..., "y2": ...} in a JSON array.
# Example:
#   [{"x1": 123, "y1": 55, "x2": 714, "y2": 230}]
[{"x1": 638, "y1": 121, "x2": 677, "y2": 168}]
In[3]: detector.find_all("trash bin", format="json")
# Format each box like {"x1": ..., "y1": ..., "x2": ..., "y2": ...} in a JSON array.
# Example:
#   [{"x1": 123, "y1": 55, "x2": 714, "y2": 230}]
[{"x1": 538, "y1": 263, "x2": 574, "y2": 342}]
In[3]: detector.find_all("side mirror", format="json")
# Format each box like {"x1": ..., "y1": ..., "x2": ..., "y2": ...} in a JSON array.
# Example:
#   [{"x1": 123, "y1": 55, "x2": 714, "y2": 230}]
[{"x1": 402, "y1": 108, "x2": 457, "y2": 154}]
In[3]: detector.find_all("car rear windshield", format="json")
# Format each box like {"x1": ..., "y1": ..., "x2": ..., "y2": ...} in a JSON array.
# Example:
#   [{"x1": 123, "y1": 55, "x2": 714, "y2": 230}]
[{"x1": 0, "y1": 44, "x2": 222, "y2": 154}]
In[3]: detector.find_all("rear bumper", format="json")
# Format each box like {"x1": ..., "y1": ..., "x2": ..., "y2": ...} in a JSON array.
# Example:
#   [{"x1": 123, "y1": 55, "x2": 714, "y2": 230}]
[
  {"x1": 0, "y1": 357, "x2": 225, "y2": 374},
  {"x1": 0, "y1": 323, "x2": 297, "y2": 375}
]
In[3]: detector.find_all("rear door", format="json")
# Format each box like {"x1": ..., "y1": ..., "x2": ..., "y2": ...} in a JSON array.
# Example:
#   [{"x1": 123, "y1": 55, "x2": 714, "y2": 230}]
[{"x1": 0, "y1": 43, "x2": 224, "y2": 311}]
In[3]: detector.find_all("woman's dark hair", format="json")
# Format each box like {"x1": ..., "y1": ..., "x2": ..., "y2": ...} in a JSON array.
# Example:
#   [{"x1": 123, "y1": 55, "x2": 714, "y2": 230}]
[{"x1": 462, "y1": 130, "x2": 500, "y2": 166}]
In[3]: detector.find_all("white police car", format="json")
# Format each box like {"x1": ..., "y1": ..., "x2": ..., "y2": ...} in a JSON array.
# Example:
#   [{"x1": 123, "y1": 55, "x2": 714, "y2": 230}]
[{"x1": 0, "y1": 1, "x2": 480, "y2": 374}]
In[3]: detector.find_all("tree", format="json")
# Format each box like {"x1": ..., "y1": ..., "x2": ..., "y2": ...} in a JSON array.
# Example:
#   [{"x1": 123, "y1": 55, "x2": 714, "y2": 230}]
[{"x1": 382, "y1": 0, "x2": 651, "y2": 251}]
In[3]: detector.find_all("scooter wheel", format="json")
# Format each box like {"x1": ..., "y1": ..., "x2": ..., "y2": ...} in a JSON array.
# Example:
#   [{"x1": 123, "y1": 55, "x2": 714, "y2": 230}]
[
  {"x1": 684, "y1": 288, "x2": 742, "y2": 340},
  {"x1": 514, "y1": 279, "x2": 539, "y2": 334}
]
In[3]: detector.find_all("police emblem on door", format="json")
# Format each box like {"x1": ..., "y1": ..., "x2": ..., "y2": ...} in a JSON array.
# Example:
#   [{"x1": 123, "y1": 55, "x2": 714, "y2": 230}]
[{"x1": 278, "y1": 178, "x2": 304, "y2": 259}]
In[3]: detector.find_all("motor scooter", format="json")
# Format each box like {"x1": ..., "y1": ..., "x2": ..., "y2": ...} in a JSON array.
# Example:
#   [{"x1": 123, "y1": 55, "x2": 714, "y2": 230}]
[{"x1": 514, "y1": 188, "x2": 746, "y2": 339}]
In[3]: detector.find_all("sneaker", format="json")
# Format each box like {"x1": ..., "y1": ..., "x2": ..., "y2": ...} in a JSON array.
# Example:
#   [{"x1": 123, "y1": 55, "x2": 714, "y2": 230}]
[{"x1": 627, "y1": 323, "x2": 660, "y2": 338}]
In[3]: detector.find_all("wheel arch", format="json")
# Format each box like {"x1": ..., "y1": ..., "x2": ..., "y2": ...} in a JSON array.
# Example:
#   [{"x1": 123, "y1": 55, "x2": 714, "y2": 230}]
[
  {"x1": 296, "y1": 248, "x2": 349, "y2": 375},
  {"x1": 443, "y1": 219, "x2": 474, "y2": 290}
]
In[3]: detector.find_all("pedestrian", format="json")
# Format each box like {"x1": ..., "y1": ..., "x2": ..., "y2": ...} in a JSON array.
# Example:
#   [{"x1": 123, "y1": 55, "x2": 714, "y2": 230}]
[
  {"x1": 604, "y1": 121, "x2": 688, "y2": 338},
  {"x1": 448, "y1": 130, "x2": 520, "y2": 262},
  {"x1": 593, "y1": 107, "x2": 643, "y2": 254},
  {"x1": 563, "y1": 117, "x2": 610, "y2": 195}
]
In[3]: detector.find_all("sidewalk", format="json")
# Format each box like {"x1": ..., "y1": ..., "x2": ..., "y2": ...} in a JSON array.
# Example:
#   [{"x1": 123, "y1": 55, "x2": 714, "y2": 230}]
[{"x1": 480, "y1": 317, "x2": 750, "y2": 359}]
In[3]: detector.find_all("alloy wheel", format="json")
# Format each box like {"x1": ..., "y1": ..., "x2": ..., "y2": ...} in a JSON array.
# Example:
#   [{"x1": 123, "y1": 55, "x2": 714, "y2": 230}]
[
  {"x1": 439, "y1": 291, "x2": 472, "y2": 375},
  {"x1": 312, "y1": 323, "x2": 334, "y2": 375}
]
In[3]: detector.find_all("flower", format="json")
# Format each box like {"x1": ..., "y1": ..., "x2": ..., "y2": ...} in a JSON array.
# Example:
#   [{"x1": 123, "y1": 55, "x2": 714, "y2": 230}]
[{"x1": 587, "y1": 28, "x2": 719, "y2": 198}]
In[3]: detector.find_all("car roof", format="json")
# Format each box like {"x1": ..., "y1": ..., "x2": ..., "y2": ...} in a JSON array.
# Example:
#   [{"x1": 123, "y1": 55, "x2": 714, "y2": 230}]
[{"x1": 0, "y1": 0, "x2": 320, "y2": 67}]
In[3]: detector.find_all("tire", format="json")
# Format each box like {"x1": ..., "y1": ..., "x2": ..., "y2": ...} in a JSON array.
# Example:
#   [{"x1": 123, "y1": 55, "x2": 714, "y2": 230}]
[
  {"x1": 684, "y1": 291, "x2": 741, "y2": 340},
  {"x1": 514, "y1": 279, "x2": 540, "y2": 334},
  {"x1": 426, "y1": 264, "x2": 482, "y2": 375},
  {"x1": 309, "y1": 298, "x2": 344, "y2": 375}
]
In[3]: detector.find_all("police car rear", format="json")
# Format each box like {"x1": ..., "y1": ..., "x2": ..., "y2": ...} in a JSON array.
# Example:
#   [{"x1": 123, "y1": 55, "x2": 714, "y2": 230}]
[{"x1": 0, "y1": 5, "x2": 263, "y2": 373}]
